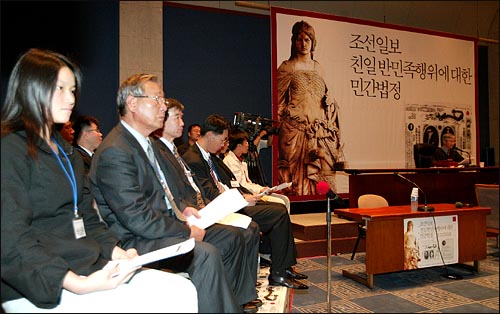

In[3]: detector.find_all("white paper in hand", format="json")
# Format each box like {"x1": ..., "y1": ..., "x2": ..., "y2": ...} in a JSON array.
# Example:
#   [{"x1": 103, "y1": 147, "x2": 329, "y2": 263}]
[
  {"x1": 103, "y1": 238, "x2": 195, "y2": 277},
  {"x1": 259, "y1": 182, "x2": 292, "y2": 196},
  {"x1": 187, "y1": 189, "x2": 249, "y2": 229},
  {"x1": 128, "y1": 237, "x2": 195, "y2": 268}
]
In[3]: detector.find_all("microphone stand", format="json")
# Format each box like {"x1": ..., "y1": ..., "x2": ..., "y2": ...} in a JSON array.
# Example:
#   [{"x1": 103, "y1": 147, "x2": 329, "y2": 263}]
[
  {"x1": 326, "y1": 194, "x2": 332, "y2": 313},
  {"x1": 394, "y1": 173, "x2": 434, "y2": 212}
]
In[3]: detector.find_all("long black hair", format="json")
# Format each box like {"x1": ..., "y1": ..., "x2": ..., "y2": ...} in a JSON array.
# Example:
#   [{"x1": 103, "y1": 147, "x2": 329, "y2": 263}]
[{"x1": 1, "y1": 48, "x2": 81, "y2": 158}]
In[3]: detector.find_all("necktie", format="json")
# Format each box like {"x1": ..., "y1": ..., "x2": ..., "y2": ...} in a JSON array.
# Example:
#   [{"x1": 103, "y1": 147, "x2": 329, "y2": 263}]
[
  {"x1": 207, "y1": 156, "x2": 226, "y2": 193},
  {"x1": 173, "y1": 146, "x2": 205, "y2": 209},
  {"x1": 146, "y1": 140, "x2": 186, "y2": 221}
]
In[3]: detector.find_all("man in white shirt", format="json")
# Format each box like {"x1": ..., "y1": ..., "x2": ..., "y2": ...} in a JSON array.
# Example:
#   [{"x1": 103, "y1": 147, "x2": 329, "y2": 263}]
[{"x1": 224, "y1": 128, "x2": 290, "y2": 213}]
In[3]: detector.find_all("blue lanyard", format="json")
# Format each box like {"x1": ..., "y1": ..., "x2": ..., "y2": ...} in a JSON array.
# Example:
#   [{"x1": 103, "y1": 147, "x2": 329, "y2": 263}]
[{"x1": 51, "y1": 138, "x2": 78, "y2": 218}]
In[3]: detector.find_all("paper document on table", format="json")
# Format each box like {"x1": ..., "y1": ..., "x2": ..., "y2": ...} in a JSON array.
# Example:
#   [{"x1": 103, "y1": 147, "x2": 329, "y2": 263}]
[
  {"x1": 103, "y1": 238, "x2": 195, "y2": 275},
  {"x1": 187, "y1": 188, "x2": 249, "y2": 229},
  {"x1": 217, "y1": 212, "x2": 252, "y2": 229},
  {"x1": 259, "y1": 182, "x2": 292, "y2": 196}
]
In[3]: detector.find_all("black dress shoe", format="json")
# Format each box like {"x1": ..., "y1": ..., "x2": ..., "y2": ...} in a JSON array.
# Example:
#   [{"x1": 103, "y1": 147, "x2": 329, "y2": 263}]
[
  {"x1": 286, "y1": 267, "x2": 308, "y2": 280},
  {"x1": 268, "y1": 274, "x2": 308, "y2": 289},
  {"x1": 242, "y1": 302, "x2": 258, "y2": 313},
  {"x1": 248, "y1": 298, "x2": 263, "y2": 307}
]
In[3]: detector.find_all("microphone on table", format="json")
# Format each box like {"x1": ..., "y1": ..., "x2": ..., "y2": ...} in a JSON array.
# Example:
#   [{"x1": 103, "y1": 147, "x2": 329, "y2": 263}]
[
  {"x1": 455, "y1": 202, "x2": 473, "y2": 208},
  {"x1": 393, "y1": 173, "x2": 434, "y2": 212}
]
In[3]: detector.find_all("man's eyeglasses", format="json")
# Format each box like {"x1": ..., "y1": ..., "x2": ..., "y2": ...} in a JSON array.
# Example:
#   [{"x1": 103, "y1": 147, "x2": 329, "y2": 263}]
[
  {"x1": 134, "y1": 95, "x2": 168, "y2": 106},
  {"x1": 85, "y1": 128, "x2": 101, "y2": 133}
]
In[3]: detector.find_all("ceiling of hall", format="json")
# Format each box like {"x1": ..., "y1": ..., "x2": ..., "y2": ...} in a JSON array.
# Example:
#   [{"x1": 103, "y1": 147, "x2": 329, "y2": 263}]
[{"x1": 167, "y1": 1, "x2": 499, "y2": 43}]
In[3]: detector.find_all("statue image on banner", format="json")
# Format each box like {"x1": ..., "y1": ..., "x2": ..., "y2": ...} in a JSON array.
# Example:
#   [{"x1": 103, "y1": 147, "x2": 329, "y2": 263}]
[{"x1": 277, "y1": 20, "x2": 345, "y2": 196}]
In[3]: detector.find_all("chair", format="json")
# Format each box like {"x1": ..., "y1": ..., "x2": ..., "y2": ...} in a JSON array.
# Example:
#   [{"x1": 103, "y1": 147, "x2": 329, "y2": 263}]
[
  {"x1": 413, "y1": 143, "x2": 436, "y2": 168},
  {"x1": 475, "y1": 184, "x2": 499, "y2": 247},
  {"x1": 351, "y1": 194, "x2": 389, "y2": 260}
]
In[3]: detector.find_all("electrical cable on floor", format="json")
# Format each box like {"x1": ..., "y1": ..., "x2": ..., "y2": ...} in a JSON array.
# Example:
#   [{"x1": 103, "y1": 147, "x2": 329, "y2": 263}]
[{"x1": 431, "y1": 216, "x2": 463, "y2": 280}]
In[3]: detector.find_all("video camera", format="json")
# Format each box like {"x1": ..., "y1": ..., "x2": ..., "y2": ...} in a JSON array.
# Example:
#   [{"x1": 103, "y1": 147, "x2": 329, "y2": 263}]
[{"x1": 233, "y1": 112, "x2": 279, "y2": 139}]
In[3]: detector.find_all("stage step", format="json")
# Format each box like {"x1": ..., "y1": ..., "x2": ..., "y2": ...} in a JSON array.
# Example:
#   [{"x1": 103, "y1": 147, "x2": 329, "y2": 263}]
[{"x1": 290, "y1": 213, "x2": 365, "y2": 258}]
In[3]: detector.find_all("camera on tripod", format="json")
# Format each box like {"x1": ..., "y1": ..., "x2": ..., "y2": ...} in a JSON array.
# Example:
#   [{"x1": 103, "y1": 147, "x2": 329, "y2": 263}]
[{"x1": 233, "y1": 112, "x2": 279, "y2": 140}]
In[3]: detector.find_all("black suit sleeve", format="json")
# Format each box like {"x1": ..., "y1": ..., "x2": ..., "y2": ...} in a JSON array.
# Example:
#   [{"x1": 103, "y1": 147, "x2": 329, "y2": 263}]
[{"x1": 182, "y1": 145, "x2": 223, "y2": 201}]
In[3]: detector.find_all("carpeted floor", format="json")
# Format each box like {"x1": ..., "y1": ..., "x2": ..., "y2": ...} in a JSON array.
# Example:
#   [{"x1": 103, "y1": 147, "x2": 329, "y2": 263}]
[{"x1": 291, "y1": 238, "x2": 499, "y2": 313}]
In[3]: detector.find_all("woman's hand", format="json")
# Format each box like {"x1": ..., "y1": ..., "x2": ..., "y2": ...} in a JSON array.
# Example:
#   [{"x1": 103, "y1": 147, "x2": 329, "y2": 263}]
[{"x1": 62, "y1": 264, "x2": 138, "y2": 295}]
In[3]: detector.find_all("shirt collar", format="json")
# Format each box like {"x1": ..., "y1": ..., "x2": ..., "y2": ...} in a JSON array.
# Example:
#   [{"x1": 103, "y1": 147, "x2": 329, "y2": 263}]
[
  {"x1": 159, "y1": 137, "x2": 175, "y2": 153},
  {"x1": 195, "y1": 142, "x2": 211, "y2": 162},
  {"x1": 78, "y1": 145, "x2": 94, "y2": 157},
  {"x1": 120, "y1": 120, "x2": 150, "y2": 155}
]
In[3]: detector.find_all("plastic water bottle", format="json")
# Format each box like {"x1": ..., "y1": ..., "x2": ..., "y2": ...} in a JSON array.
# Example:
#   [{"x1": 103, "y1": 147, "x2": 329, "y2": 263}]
[{"x1": 410, "y1": 187, "x2": 419, "y2": 211}]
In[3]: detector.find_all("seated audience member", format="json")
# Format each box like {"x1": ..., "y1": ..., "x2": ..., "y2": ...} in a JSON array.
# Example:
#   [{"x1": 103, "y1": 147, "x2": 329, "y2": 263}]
[
  {"x1": 1, "y1": 48, "x2": 197, "y2": 313},
  {"x1": 89, "y1": 74, "x2": 259, "y2": 313},
  {"x1": 56, "y1": 120, "x2": 75, "y2": 143},
  {"x1": 177, "y1": 123, "x2": 201, "y2": 155},
  {"x1": 72, "y1": 115, "x2": 103, "y2": 174},
  {"x1": 225, "y1": 128, "x2": 290, "y2": 213},
  {"x1": 433, "y1": 133, "x2": 469, "y2": 165},
  {"x1": 152, "y1": 98, "x2": 262, "y2": 311},
  {"x1": 216, "y1": 128, "x2": 272, "y2": 266},
  {"x1": 183, "y1": 114, "x2": 309, "y2": 290}
]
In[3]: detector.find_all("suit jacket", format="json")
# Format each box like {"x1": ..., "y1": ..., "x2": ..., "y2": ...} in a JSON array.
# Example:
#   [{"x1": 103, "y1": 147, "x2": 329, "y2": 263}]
[
  {"x1": 89, "y1": 123, "x2": 190, "y2": 254},
  {"x1": 182, "y1": 143, "x2": 253, "y2": 202},
  {"x1": 154, "y1": 137, "x2": 209, "y2": 210},
  {"x1": 433, "y1": 147, "x2": 465, "y2": 163},
  {"x1": 75, "y1": 145, "x2": 93, "y2": 175}
]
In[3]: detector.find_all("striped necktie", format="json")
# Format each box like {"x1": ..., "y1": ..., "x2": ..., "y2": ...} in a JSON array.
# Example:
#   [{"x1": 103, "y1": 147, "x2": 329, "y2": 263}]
[
  {"x1": 207, "y1": 156, "x2": 226, "y2": 193},
  {"x1": 173, "y1": 145, "x2": 205, "y2": 208},
  {"x1": 146, "y1": 140, "x2": 186, "y2": 221}
]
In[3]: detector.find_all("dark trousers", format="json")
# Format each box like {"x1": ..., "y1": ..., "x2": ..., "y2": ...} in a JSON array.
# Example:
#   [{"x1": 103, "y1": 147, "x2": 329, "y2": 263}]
[
  {"x1": 239, "y1": 201, "x2": 297, "y2": 275},
  {"x1": 204, "y1": 223, "x2": 258, "y2": 306}
]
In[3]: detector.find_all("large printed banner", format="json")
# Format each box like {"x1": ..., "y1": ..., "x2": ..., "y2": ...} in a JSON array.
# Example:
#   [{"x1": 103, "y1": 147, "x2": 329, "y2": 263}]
[{"x1": 271, "y1": 7, "x2": 477, "y2": 201}]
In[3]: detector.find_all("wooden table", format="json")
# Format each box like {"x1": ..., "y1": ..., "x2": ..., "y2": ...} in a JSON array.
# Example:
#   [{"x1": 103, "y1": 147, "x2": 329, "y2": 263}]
[{"x1": 335, "y1": 204, "x2": 491, "y2": 288}]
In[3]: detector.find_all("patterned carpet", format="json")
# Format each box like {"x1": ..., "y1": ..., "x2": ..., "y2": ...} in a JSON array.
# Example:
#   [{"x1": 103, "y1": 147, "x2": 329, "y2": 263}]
[{"x1": 290, "y1": 238, "x2": 499, "y2": 313}]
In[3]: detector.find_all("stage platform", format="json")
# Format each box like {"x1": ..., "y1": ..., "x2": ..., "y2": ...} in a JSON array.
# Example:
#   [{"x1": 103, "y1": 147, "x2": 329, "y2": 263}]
[{"x1": 290, "y1": 213, "x2": 363, "y2": 258}]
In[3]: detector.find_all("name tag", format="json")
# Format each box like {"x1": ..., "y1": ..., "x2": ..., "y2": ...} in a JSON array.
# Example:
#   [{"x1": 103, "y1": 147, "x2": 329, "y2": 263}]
[{"x1": 73, "y1": 216, "x2": 87, "y2": 239}]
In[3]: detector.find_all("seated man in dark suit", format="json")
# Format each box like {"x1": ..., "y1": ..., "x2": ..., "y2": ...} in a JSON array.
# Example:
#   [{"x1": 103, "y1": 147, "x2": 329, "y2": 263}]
[
  {"x1": 183, "y1": 114, "x2": 308, "y2": 290},
  {"x1": 72, "y1": 115, "x2": 103, "y2": 175},
  {"x1": 433, "y1": 133, "x2": 469, "y2": 165},
  {"x1": 152, "y1": 98, "x2": 262, "y2": 311},
  {"x1": 89, "y1": 74, "x2": 259, "y2": 313}
]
